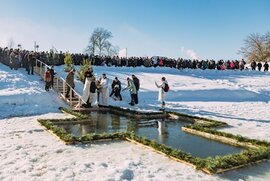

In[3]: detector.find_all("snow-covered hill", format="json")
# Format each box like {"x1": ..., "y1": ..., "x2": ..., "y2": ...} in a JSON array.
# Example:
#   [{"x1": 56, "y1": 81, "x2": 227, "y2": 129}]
[{"x1": 1, "y1": 63, "x2": 270, "y2": 180}]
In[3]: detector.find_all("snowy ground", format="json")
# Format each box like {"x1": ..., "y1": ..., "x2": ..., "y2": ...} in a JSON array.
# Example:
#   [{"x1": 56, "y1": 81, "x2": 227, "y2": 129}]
[
  {"x1": 0, "y1": 64, "x2": 67, "y2": 118},
  {"x1": 1, "y1": 63, "x2": 270, "y2": 180}
]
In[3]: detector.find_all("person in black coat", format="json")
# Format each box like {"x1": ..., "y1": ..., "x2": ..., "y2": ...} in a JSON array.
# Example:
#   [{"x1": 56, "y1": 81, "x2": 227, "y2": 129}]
[
  {"x1": 110, "y1": 77, "x2": 122, "y2": 101},
  {"x1": 251, "y1": 60, "x2": 257, "y2": 70},
  {"x1": 49, "y1": 65, "x2": 56, "y2": 89},
  {"x1": 27, "y1": 52, "x2": 35, "y2": 75},
  {"x1": 132, "y1": 74, "x2": 140, "y2": 104},
  {"x1": 257, "y1": 62, "x2": 262, "y2": 71},
  {"x1": 263, "y1": 62, "x2": 269, "y2": 71}
]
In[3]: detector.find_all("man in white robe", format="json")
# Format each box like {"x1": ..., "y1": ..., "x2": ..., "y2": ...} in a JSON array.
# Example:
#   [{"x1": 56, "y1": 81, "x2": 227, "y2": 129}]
[
  {"x1": 81, "y1": 69, "x2": 93, "y2": 107},
  {"x1": 98, "y1": 73, "x2": 109, "y2": 107}
]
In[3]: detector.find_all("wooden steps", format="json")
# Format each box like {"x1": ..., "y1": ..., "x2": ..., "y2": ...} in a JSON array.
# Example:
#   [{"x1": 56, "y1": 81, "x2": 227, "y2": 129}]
[{"x1": 34, "y1": 60, "x2": 87, "y2": 111}]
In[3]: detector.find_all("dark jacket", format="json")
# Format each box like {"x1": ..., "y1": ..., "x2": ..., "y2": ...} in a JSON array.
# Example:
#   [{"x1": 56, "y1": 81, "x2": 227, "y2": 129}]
[
  {"x1": 111, "y1": 79, "x2": 121, "y2": 91},
  {"x1": 49, "y1": 68, "x2": 55, "y2": 79},
  {"x1": 133, "y1": 77, "x2": 140, "y2": 91},
  {"x1": 66, "y1": 71, "x2": 75, "y2": 87}
]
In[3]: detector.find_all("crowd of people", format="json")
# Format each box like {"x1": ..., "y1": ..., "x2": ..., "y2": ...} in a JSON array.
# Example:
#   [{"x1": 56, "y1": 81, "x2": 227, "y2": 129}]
[
  {"x1": 61, "y1": 66, "x2": 170, "y2": 110},
  {"x1": 77, "y1": 68, "x2": 169, "y2": 110},
  {"x1": 1, "y1": 46, "x2": 269, "y2": 110},
  {"x1": 0, "y1": 47, "x2": 36, "y2": 74},
  {"x1": 1, "y1": 47, "x2": 270, "y2": 72},
  {"x1": 0, "y1": 47, "x2": 168, "y2": 110},
  {"x1": 79, "y1": 69, "x2": 142, "y2": 108},
  {"x1": 251, "y1": 60, "x2": 269, "y2": 71}
]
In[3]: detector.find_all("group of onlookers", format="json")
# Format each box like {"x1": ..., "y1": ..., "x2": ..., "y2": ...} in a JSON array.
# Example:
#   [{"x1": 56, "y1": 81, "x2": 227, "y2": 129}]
[
  {"x1": 0, "y1": 47, "x2": 36, "y2": 74},
  {"x1": 1, "y1": 47, "x2": 270, "y2": 72}
]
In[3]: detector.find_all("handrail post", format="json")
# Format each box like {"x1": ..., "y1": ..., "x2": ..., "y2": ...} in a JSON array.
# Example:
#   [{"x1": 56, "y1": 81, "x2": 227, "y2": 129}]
[
  {"x1": 78, "y1": 99, "x2": 81, "y2": 110},
  {"x1": 69, "y1": 85, "x2": 72, "y2": 107},
  {"x1": 56, "y1": 77, "x2": 59, "y2": 91},
  {"x1": 42, "y1": 62, "x2": 44, "y2": 75},
  {"x1": 36, "y1": 60, "x2": 39, "y2": 74},
  {"x1": 44, "y1": 63, "x2": 46, "y2": 75},
  {"x1": 39, "y1": 61, "x2": 42, "y2": 75},
  {"x1": 63, "y1": 81, "x2": 66, "y2": 97},
  {"x1": 44, "y1": 63, "x2": 46, "y2": 76},
  {"x1": 35, "y1": 59, "x2": 37, "y2": 73}
]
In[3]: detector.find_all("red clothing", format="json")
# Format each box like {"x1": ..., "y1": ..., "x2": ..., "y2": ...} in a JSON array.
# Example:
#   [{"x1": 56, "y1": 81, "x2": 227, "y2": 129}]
[{"x1": 44, "y1": 71, "x2": 51, "y2": 82}]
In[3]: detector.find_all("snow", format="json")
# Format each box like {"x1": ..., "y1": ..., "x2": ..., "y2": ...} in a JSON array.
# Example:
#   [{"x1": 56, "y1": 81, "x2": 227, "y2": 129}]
[
  {"x1": 1, "y1": 63, "x2": 270, "y2": 180},
  {"x1": 0, "y1": 114, "x2": 221, "y2": 181},
  {"x1": 0, "y1": 64, "x2": 67, "y2": 118}
]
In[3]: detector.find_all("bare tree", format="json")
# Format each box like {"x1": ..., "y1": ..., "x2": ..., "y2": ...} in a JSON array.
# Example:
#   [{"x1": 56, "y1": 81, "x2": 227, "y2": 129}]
[
  {"x1": 86, "y1": 27, "x2": 113, "y2": 56},
  {"x1": 86, "y1": 44, "x2": 95, "y2": 55},
  {"x1": 104, "y1": 41, "x2": 119, "y2": 56},
  {"x1": 264, "y1": 31, "x2": 270, "y2": 60},
  {"x1": 240, "y1": 33, "x2": 269, "y2": 62},
  {"x1": 109, "y1": 45, "x2": 119, "y2": 57},
  {"x1": 86, "y1": 35, "x2": 98, "y2": 55}
]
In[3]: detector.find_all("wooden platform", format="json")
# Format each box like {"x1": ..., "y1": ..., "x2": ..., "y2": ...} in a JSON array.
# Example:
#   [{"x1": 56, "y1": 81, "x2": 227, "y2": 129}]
[{"x1": 72, "y1": 107, "x2": 110, "y2": 113}]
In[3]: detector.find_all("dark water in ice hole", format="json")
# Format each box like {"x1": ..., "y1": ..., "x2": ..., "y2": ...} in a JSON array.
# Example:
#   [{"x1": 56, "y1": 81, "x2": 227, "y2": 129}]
[{"x1": 55, "y1": 111, "x2": 243, "y2": 158}]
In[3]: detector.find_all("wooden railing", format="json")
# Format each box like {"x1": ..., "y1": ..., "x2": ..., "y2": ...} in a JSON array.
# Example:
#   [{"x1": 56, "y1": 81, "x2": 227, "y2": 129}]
[{"x1": 34, "y1": 59, "x2": 86, "y2": 109}]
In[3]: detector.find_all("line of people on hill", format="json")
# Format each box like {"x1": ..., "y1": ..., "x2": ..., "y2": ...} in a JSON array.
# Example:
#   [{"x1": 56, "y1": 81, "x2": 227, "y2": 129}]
[{"x1": 1, "y1": 47, "x2": 270, "y2": 72}]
